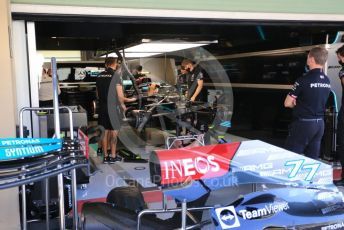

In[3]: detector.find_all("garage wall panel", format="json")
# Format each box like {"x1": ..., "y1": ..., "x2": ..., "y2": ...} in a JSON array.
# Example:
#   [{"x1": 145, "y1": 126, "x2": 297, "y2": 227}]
[
  {"x1": 10, "y1": 0, "x2": 344, "y2": 15},
  {"x1": 0, "y1": 1, "x2": 21, "y2": 229},
  {"x1": 1, "y1": 0, "x2": 16, "y2": 137}
]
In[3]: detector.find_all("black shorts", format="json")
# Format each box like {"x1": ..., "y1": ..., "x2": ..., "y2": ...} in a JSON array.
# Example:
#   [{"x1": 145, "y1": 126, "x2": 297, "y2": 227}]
[{"x1": 98, "y1": 105, "x2": 122, "y2": 131}]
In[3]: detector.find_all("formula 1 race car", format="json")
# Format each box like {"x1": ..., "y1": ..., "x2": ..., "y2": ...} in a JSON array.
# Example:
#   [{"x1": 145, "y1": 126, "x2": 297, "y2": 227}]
[{"x1": 81, "y1": 140, "x2": 344, "y2": 230}]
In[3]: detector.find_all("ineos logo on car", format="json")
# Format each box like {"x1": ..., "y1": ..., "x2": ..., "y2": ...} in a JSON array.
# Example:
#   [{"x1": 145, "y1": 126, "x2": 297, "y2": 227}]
[{"x1": 163, "y1": 155, "x2": 220, "y2": 179}]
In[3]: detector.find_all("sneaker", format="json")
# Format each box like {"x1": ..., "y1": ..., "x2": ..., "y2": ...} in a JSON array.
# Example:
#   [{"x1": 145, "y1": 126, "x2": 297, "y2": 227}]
[
  {"x1": 108, "y1": 157, "x2": 116, "y2": 164},
  {"x1": 97, "y1": 148, "x2": 103, "y2": 156},
  {"x1": 109, "y1": 155, "x2": 122, "y2": 163},
  {"x1": 115, "y1": 155, "x2": 122, "y2": 161},
  {"x1": 103, "y1": 156, "x2": 110, "y2": 164}
]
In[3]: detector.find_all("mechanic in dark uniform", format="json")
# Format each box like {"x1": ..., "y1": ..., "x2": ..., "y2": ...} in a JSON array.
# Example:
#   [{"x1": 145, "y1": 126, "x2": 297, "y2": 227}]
[
  {"x1": 335, "y1": 45, "x2": 344, "y2": 182},
  {"x1": 132, "y1": 65, "x2": 145, "y2": 79},
  {"x1": 181, "y1": 59, "x2": 206, "y2": 102},
  {"x1": 178, "y1": 65, "x2": 188, "y2": 84},
  {"x1": 179, "y1": 59, "x2": 208, "y2": 136},
  {"x1": 96, "y1": 57, "x2": 136, "y2": 163},
  {"x1": 284, "y1": 47, "x2": 331, "y2": 159}
]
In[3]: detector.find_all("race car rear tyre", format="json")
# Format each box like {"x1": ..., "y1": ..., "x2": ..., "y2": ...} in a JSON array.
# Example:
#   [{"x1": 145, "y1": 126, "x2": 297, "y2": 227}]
[{"x1": 106, "y1": 186, "x2": 147, "y2": 213}]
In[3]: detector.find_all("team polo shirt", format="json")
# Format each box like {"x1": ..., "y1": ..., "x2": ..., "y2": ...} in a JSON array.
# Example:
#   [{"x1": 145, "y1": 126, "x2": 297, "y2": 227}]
[
  {"x1": 187, "y1": 66, "x2": 205, "y2": 102},
  {"x1": 288, "y1": 68, "x2": 331, "y2": 119},
  {"x1": 96, "y1": 68, "x2": 122, "y2": 106},
  {"x1": 339, "y1": 65, "x2": 344, "y2": 105}
]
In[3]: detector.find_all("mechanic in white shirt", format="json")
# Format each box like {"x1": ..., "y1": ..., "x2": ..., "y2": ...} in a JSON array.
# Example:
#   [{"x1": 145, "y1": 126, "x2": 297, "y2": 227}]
[{"x1": 39, "y1": 62, "x2": 61, "y2": 107}]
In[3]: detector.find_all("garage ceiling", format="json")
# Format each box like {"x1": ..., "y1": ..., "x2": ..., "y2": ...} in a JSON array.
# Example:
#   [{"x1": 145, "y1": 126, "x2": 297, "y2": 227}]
[{"x1": 32, "y1": 17, "x2": 343, "y2": 56}]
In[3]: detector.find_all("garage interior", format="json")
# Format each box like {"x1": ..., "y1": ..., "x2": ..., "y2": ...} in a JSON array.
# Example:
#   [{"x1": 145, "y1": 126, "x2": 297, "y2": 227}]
[
  {"x1": 23, "y1": 16, "x2": 344, "y2": 147},
  {"x1": 11, "y1": 14, "x2": 344, "y2": 229}
]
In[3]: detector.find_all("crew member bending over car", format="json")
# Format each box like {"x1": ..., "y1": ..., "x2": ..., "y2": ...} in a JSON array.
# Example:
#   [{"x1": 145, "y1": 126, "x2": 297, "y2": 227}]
[{"x1": 181, "y1": 59, "x2": 205, "y2": 102}]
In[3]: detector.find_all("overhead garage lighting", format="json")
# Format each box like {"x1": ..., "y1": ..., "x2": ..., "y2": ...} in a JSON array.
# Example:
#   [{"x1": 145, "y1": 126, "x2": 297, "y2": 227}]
[
  {"x1": 102, "y1": 40, "x2": 217, "y2": 58},
  {"x1": 102, "y1": 52, "x2": 161, "y2": 58},
  {"x1": 141, "y1": 38, "x2": 152, "y2": 43},
  {"x1": 125, "y1": 42, "x2": 211, "y2": 53}
]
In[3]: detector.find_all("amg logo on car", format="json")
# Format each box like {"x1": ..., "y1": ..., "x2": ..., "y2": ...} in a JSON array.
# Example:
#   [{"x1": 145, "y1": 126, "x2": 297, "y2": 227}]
[
  {"x1": 237, "y1": 147, "x2": 280, "y2": 156},
  {"x1": 321, "y1": 222, "x2": 344, "y2": 230},
  {"x1": 259, "y1": 169, "x2": 291, "y2": 177},
  {"x1": 239, "y1": 202, "x2": 289, "y2": 220},
  {"x1": 240, "y1": 163, "x2": 273, "y2": 171}
]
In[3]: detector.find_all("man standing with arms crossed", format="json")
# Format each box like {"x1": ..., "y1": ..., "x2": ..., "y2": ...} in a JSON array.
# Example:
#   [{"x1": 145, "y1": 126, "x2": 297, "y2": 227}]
[
  {"x1": 97, "y1": 57, "x2": 136, "y2": 163},
  {"x1": 284, "y1": 47, "x2": 331, "y2": 159}
]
